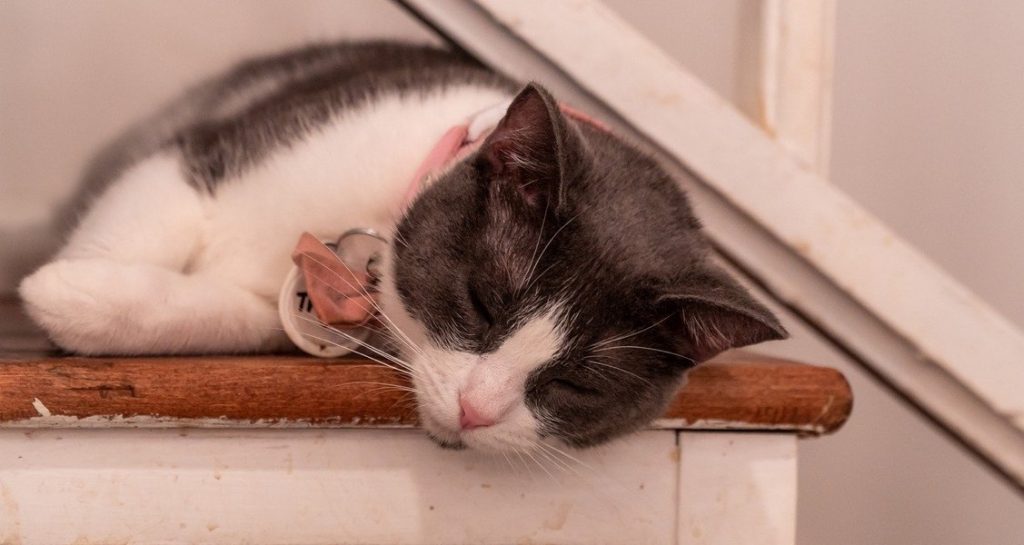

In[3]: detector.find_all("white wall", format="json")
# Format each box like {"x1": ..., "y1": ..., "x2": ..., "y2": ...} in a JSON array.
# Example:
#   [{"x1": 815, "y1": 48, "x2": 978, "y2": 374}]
[
  {"x1": 820, "y1": 4, "x2": 1024, "y2": 539},
  {"x1": 1, "y1": 1, "x2": 1022, "y2": 544},
  {"x1": 831, "y1": 1, "x2": 1024, "y2": 329}
]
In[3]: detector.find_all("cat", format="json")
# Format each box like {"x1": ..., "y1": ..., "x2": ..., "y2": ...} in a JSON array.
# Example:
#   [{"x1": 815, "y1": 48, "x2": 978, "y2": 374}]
[{"x1": 19, "y1": 41, "x2": 786, "y2": 451}]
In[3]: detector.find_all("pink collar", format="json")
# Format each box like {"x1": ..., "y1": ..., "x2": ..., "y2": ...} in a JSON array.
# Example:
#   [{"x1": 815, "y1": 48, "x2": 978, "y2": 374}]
[
  {"x1": 402, "y1": 101, "x2": 609, "y2": 209},
  {"x1": 292, "y1": 101, "x2": 607, "y2": 331}
]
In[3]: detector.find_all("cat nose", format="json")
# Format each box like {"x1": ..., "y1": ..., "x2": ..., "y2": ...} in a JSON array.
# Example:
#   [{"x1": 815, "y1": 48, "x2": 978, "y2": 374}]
[{"x1": 458, "y1": 395, "x2": 496, "y2": 430}]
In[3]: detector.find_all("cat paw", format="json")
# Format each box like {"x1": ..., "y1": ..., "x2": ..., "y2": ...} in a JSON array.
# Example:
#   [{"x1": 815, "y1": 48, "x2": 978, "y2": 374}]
[
  {"x1": 19, "y1": 259, "x2": 133, "y2": 353},
  {"x1": 20, "y1": 258, "x2": 287, "y2": 355}
]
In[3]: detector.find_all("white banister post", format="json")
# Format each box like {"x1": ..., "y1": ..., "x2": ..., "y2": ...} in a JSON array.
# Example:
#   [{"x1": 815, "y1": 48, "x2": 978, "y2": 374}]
[
  {"x1": 737, "y1": 0, "x2": 836, "y2": 175},
  {"x1": 677, "y1": 433, "x2": 798, "y2": 545}
]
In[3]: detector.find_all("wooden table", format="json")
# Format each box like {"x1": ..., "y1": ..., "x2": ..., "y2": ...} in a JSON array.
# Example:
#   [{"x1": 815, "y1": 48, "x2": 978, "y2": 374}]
[{"x1": 0, "y1": 301, "x2": 851, "y2": 545}]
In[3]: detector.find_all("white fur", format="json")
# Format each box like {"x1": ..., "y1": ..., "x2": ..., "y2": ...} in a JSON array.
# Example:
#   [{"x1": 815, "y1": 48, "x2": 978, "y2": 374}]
[
  {"x1": 377, "y1": 251, "x2": 566, "y2": 452},
  {"x1": 21, "y1": 85, "x2": 511, "y2": 354}
]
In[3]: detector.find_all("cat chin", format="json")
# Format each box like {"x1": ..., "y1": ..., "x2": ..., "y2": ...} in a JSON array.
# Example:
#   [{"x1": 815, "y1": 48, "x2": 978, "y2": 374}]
[
  {"x1": 426, "y1": 429, "x2": 547, "y2": 455},
  {"x1": 459, "y1": 430, "x2": 547, "y2": 454},
  {"x1": 425, "y1": 431, "x2": 466, "y2": 450}
]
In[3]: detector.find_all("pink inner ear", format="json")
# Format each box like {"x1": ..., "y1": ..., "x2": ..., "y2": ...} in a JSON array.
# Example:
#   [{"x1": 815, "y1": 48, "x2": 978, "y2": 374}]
[{"x1": 291, "y1": 232, "x2": 376, "y2": 327}]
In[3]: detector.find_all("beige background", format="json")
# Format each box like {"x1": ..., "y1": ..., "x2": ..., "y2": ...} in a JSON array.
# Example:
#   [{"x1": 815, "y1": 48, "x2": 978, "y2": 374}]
[{"x1": 1, "y1": 1, "x2": 1022, "y2": 543}]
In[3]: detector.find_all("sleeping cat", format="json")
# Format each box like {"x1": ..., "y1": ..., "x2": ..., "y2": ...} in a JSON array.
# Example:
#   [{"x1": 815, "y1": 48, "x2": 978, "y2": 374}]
[{"x1": 19, "y1": 41, "x2": 786, "y2": 451}]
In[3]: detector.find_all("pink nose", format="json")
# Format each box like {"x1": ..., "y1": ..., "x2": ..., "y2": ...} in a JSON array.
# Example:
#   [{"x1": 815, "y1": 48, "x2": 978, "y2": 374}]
[{"x1": 459, "y1": 395, "x2": 496, "y2": 430}]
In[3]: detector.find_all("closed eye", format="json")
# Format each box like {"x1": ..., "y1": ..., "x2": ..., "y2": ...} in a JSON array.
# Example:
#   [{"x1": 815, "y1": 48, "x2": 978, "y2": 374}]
[
  {"x1": 549, "y1": 378, "x2": 600, "y2": 396},
  {"x1": 466, "y1": 282, "x2": 495, "y2": 329}
]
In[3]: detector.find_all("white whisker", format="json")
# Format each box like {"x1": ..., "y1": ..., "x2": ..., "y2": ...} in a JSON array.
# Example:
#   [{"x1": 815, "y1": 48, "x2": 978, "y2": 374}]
[
  {"x1": 519, "y1": 199, "x2": 550, "y2": 293},
  {"x1": 594, "y1": 345, "x2": 695, "y2": 363},
  {"x1": 340, "y1": 381, "x2": 417, "y2": 394},
  {"x1": 300, "y1": 252, "x2": 425, "y2": 358},
  {"x1": 584, "y1": 357, "x2": 653, "y2": 386},
  {"x1": 291, "y1": 321, "x2": 418, "y2": 378},
  {"x1": 537, "y1": 440, "x2": 592, "y2": 473},
  {"x1": 591, "y1": 316, "x2": 672, "y2": 349},
  {"x1": 290, "y1": 312, "x2": 415, "y2": 373},
  {"x1": 520, "y1": 213, "x2": 579, "y2": 296}
]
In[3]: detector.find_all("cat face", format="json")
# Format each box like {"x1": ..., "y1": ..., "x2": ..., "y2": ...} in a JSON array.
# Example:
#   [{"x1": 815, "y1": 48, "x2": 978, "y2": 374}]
[{"x1": 381, "y1": 83, "x2": 786, "y2": 452}]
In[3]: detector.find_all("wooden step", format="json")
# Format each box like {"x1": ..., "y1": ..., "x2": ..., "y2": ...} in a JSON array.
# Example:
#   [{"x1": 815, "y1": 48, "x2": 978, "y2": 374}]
[{"x1": 0, "y1": 301, "x2": 851, "y2": 435}]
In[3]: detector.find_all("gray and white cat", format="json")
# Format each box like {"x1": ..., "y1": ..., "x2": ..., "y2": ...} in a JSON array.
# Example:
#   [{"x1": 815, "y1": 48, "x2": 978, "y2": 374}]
[{"x1": 20, "y1": 41, "x2": 786, "y2": 451}]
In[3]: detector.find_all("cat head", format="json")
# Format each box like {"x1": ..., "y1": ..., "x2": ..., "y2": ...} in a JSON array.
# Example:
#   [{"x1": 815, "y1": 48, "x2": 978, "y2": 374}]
[{"x1": 379, "y1": 83, "x2": 786, "y2": 452}]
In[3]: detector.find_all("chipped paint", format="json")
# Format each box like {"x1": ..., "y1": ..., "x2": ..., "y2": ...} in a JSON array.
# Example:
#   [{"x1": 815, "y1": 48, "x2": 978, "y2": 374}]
[
  {"x1": 651, "y1": 417, "x2": 827, "y2": 435},
  {"x1": 541, "y1": 501, "x2": 573, "y2": 530},
  {"x1": 30, "y1": 399, "x2": 50, "y2": 417}
]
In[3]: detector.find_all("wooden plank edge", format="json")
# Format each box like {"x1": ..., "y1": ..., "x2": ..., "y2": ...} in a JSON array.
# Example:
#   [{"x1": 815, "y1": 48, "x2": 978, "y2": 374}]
[{"x1": 0, "y1": 356, "x2": 851, "y2": 435}]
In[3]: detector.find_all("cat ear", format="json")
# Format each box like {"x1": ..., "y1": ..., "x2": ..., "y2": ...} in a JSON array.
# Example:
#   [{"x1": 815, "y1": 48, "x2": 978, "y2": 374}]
[
  {"x1": 659, "y1": 267, "x2": 788, "y2": 363},
  {"x1": 477, "y1": 82, "x2": 578, "y2": 211}
]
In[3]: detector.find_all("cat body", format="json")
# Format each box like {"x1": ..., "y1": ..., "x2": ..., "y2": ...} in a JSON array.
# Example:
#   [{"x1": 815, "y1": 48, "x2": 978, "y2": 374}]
[
  {"x1": 22, "y1": 42, "x2": 513, "y2": 354},
  {"x1": 20, "y1": 41, "x2": 785, "y2": 451}
]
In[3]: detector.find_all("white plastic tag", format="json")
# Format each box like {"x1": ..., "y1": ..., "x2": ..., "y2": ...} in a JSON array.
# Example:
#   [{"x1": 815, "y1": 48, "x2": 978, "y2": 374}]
[{"x1": 278, "y1": 230, "x2": 386, "y2": 358}]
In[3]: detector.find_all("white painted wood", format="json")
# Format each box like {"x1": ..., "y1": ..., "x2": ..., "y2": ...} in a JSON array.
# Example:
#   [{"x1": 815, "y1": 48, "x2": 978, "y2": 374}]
[
  {"x1": 0, "y1": 429, "x2": 692, "y2": 544},
  {"x1": 737, "y1": 0, "x2": 836, "y2": 173},
  {"x1": 678, "y1": 433, "x2": 797, "y2": 545},
  {"x1": 0, "y1": 414, "x2": 828, "y2": 434},
  {"x1": 401, "y1": 0, "x2": 1024, "y2": 487},
  {"x1": 0, "y1": 429, "x2": 801, "y2": 544}
]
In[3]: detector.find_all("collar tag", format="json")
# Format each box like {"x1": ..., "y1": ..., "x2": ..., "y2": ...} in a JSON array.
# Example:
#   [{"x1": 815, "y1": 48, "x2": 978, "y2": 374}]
[{"x1": 279, "y1": 229, "x2": 386, "y2": 358}]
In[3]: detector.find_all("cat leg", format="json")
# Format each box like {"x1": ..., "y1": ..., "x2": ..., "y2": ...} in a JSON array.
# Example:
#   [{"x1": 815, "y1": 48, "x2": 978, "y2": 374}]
[
  {"x1": 20, "y1": 259, "x2": 285, "y2": 354},
  {"x1": 19, "y1": 154, "x2": 286, "y2": 354}
]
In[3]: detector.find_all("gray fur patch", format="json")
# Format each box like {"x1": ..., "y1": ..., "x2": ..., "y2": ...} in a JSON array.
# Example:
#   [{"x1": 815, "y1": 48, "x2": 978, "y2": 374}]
[{"x1": 63, "y1": 41, "x2": 515, "y2": 226}]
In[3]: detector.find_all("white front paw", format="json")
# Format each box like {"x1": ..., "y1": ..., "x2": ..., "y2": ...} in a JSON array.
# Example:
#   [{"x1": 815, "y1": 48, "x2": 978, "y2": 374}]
[{"x1": 19, "y1": 259, "x2": 132, "y2": 353}]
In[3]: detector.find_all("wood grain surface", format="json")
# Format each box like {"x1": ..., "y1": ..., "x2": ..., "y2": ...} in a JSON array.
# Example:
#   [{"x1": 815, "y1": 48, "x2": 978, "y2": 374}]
[
  {"x1": 0, "y1": 352, "x2": 851, "y2": 434},
  {"x1": 0, "y1": 300, "x2": 851, "y2": 434}
]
